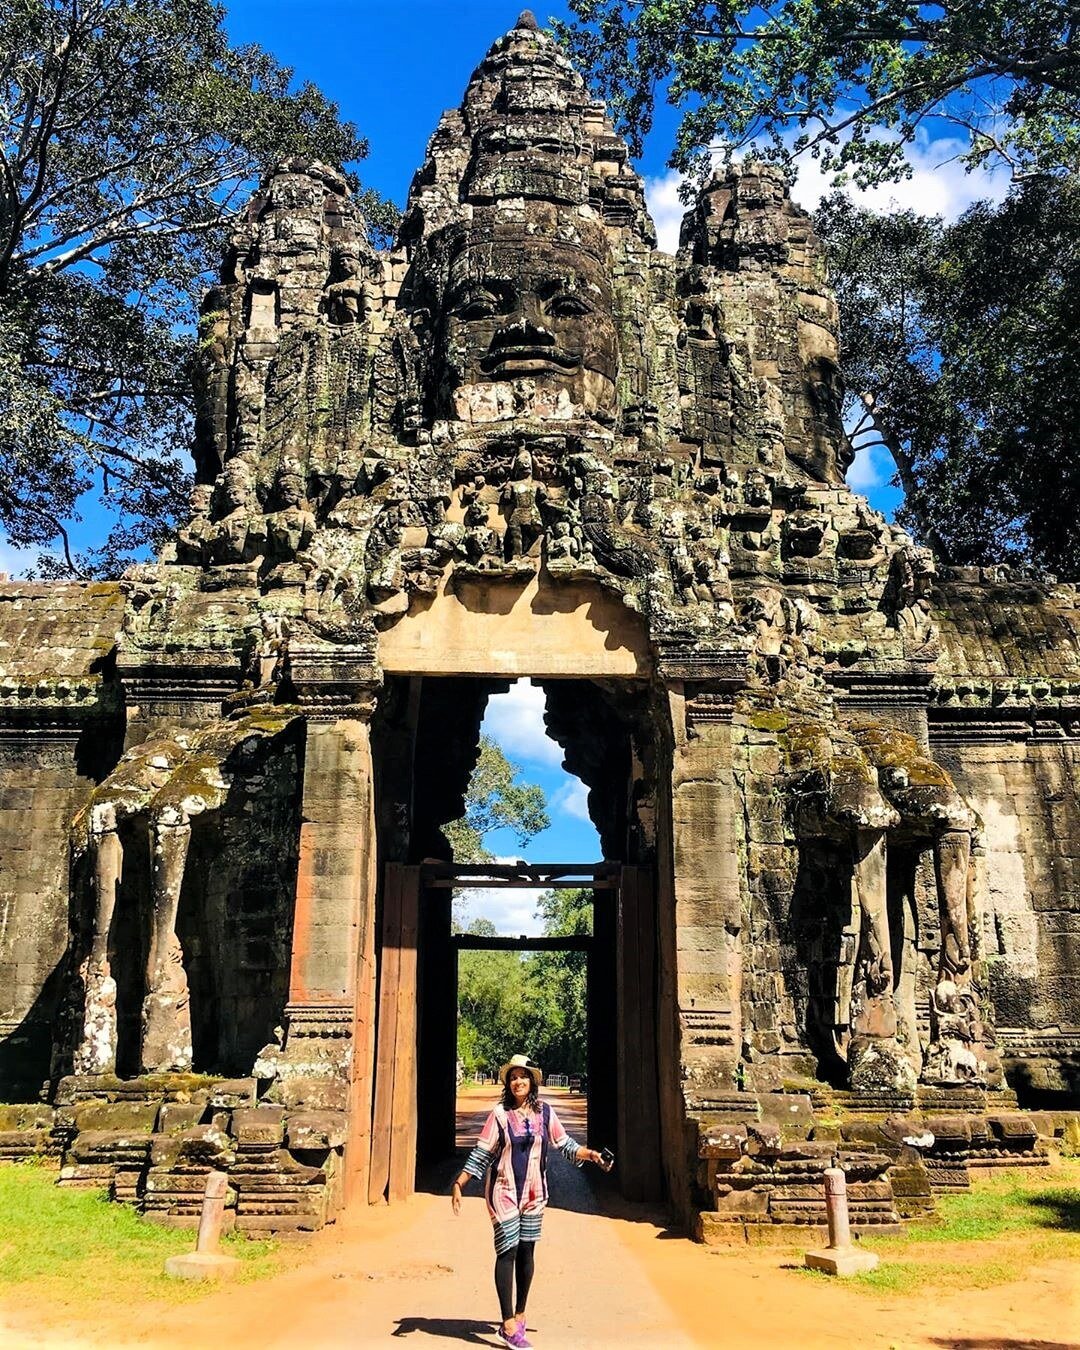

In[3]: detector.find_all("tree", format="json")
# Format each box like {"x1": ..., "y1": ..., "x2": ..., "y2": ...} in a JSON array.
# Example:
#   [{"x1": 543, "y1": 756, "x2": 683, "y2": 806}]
[
  {"x1": 521, "y1": 889, "x2": 591, "y2": 1077},
  {"x1": 444, "y1": 734, "x2": 550, "y2": 866},
  {"x1": 0, "y1": 0, "x2": 395, "y2": 575},
  {"x1": 456, "y1": 917, "x2": 527, "y2": 1078},
  {"x1": 456, "y1": 891, "x2": 593, "y2": 1080},
  {"x1": 558, "y1": 1, "x2": 1080, "y2": 188},
  {"x1": 817, "y1": 176, "x2": 1080, "y2": 573}
]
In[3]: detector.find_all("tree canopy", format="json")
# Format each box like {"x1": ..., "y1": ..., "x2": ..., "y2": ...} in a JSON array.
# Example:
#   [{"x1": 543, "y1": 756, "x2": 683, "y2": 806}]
[
  {"x1": 558, "y1": 0, "x2": 1080, "y2": 188},
  {"x1": 456, "y1": 890, "x2": 592, "y2": 1080},
  {"x1": 0, "y1": 0, "x2": 395, "y2": 575},
  {"x1": 817, "y1": 175, "x2": 1080, "y2": 574}
]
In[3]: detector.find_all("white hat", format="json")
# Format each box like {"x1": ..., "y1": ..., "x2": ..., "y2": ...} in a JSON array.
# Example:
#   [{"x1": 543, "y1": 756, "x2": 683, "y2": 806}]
[{"x1": 499, "y1": 1054, "x2": 543, "y2": 1088}]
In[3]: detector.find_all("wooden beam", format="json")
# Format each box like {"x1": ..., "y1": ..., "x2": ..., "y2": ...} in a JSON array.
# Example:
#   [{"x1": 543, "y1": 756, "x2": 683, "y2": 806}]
[
  {"x1": 427, "y1": 877, "x2": 618, "y2": 889},
  {"x1": 389, "y1": 864, "x2": 419, "y2": 1203},
  {"x1": 369, "y1": 863, "x2": 402, "y2": 1203}
]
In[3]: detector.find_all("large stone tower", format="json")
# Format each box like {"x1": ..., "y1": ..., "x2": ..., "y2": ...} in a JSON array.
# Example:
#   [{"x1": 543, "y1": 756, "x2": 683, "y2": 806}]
[{"x1": 0, "y1": 14, "x2": 1075, "y2": 1235}]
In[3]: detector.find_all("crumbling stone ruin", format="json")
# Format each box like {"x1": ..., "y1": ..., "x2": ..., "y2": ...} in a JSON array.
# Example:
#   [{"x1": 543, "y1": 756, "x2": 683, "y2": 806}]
[{"x1": 0, "y1": 14, "x2": 1077, "y2": 1240}]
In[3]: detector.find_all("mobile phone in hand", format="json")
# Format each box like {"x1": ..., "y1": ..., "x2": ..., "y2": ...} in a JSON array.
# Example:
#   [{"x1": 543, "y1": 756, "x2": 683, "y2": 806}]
[{"x1": 599, "y1": 1147, "x2": 615, "y2": 1168}]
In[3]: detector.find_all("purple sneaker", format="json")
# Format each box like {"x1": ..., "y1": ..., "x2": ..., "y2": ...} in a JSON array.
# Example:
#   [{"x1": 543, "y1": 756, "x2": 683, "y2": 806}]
[{"x1": 496, "y1": 1322, "x2": 532, "y2": 1349}]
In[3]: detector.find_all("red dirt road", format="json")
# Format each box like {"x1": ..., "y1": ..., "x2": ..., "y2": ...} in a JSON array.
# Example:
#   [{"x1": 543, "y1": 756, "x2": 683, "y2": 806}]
[{"x1": 1, "y1": 1087, "x2": 1077, "y2": 1349}]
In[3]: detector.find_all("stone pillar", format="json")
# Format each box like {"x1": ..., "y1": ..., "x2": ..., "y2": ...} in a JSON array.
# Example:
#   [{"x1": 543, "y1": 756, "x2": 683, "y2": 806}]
[
  {"x1": 75, "y1": 806, "x2": 124, "y2": 1074},
  {"x1": 668, "y1": 687, "x2": 743, "y2": 1093},
  {"x1": 934, "y1": 829, "x2": 972, "y2": 980},
  {"x1": 656, "y1": 678, "x2": 744, "y2": 1224},
  {"x1": 848, "y1": 828, "x2": 914, "y2": 1092},
  {"x1": 265, "y1": 689, "x2": 379, "y2": 1206},
  {"x1": 140, "y1": 807, "x2": 193, "y2": 1072}
]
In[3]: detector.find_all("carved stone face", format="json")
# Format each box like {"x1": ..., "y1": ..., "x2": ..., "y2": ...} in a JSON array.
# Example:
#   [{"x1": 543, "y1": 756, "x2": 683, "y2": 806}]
[{"x1": 436, "y1": 224, "x2": 617, "y2": 418}]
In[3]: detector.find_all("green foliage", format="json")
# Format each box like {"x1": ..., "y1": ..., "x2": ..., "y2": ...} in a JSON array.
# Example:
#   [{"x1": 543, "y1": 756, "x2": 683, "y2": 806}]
[
  {"x1": 0, "y1": 1159, "x2": 277, "y2": 1311},
  {"x1": 558, "y1": 1, "x2": 1080, "y2": 188},
  {"x1": 520, "y1": 888, "x2": 591, "y2": 1077},
  {"x1": 456, "y1": 890, "x2": 592, "y2": 1079},
  {"x1": 817, "y1": 176, "x2": 1080, "y2": 574},
  {"x1": 444, "y1": 734, "x2": 550, "y2": 864},
  {"x1": 0, "y1": 0, "x2": 397, "y2": 575}
]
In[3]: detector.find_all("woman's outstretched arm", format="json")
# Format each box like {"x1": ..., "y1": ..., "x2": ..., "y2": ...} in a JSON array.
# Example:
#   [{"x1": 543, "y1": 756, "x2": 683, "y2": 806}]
[{"x1": 546, "y1": 1104, "x2": 609, "y2": 1168}]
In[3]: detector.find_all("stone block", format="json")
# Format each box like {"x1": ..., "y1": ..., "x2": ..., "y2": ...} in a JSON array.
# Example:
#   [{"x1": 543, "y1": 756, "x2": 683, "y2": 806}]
[
  {"x1": 0, "y1": 1103, "x2": 53, "y2": 1131},
  {"x1": 207, "y1": 1079, "x2": 257, "y2": 1109},
  {"x1": 232, "y1": 1107, "x2": 286, "y2": 1147},
  {"x1": 285, "y1": 1110, "x2": 346, "y2": 1152},
  {"x1": 804, "y1": 1246, "x2": 880, "y2": 1275},
  {"x1": 156, "y1": 1102, "x2": 206, "y2": 1133},
  {"x1": 987, "y1": 1113, "x2": 1038, "y2": 1146},
  {"x1": 164, "y1": 1251, "x2": 241, "y2": 1281},
  {"x1": 74, "y1": 1101, "x2": 158, "y2": 1133}
]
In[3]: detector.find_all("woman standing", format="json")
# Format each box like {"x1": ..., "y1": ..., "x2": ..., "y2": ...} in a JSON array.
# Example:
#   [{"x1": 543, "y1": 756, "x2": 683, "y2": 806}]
[{"x1": 450, "y1": 1054, "x2": 612, "y2": 1348}]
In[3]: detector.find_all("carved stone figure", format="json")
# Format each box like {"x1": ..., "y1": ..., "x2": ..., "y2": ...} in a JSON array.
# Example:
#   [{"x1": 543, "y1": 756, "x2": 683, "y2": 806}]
[
  {"x1": 501, "y1": 449, "x2": 548, "y2": 562},
  {"x1": 208, "y1": 459, "x2": 266, "y2": 566},
  {"x1": 433, "y1": 220, "x2": 619, "y2": 423}
]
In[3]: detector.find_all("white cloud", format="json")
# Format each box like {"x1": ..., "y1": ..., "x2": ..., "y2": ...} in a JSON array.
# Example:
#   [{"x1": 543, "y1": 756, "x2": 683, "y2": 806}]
[
  {"x1": 787, "y1": 133, "x2": 1010, "y2": 220},
  {"x1": 644, "y1": 130, "x2": 1012, "y2": 253},
  {"x1": 644, "y1": 170, "x2": 689, "y2": 254},
  {"x1": 482, "y1": 679, "x2": 563, "y2": 768},
  {"x1": 550, "y1": 777, "x2": 591, "y2": 824},
  {"x1": 455, "y1": 885, "x2": 548, "y2": 936}
]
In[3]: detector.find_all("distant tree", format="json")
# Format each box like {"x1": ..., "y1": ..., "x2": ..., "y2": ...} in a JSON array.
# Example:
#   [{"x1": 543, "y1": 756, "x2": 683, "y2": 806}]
[
  {"x1": 558, "y1": 0, "x2": 1080, "y2": 189},
  {"x1": 455, "y1": 892, "x2": 593, "y2": 1080},
  {"x1": 444, "y1": 735, "x2": 550, "y2": 865},
  {"x1": 522, "y1": 889, "x2": 591, "y2": 1077},
  {"x1": 0, "y1": 0, "x2": 396, "y2": 575},
  {"x1": 817, "y1": 176, "x2": 1080, "y2": 574},
  {"x1": 457, "y1": 938, "x2": 527, "y2": 1078}
]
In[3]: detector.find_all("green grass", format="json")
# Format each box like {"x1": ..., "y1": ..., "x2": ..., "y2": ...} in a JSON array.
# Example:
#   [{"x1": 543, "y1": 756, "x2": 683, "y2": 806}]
[
  {"x1": 807, "y1": 1159, "x2": 1080, "y2": 1295},
  {"x1": 0, "y1": 1160, "x2": 279, "y2": 1314}
]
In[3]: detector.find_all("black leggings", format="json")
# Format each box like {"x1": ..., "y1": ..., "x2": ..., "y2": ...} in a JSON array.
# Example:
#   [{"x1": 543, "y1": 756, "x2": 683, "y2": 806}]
[{"x1": 494, "y1": 1242, "x2": 536, "y2": 1322}]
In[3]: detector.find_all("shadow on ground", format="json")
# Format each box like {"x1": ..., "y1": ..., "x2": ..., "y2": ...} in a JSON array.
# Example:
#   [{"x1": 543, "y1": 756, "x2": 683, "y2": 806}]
[
  {"x1": 929, "y1": 1340, "x2": 1080, "y2": 1350},
  {"x1": 1024, "y1": 1190, "x2": 1080, "y2": 1230},
  {"x1": 392, "y1": 1316, "x2": 498, "y2": 1342}
]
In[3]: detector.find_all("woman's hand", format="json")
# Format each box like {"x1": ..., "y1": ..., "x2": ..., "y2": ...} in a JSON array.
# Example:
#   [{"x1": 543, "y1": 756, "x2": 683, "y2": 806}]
[
  {"x1": 588, "y1": 1148, "x2": 614, "y2": 1172},
  {"x1": 451, "y1": 1181, "x2": 462, "y2": 1215}
]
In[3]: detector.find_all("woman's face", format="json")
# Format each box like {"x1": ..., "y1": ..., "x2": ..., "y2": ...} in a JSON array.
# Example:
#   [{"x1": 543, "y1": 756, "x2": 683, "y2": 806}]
[{"x1": 508, "y1": 1068, "x2": 533, "y2": 1103}]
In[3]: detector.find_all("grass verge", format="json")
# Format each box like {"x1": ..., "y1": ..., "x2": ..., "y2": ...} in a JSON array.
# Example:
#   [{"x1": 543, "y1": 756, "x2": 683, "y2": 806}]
[{"x1": 0, "y1": 1160, "x2": 279, "y2": 1317}]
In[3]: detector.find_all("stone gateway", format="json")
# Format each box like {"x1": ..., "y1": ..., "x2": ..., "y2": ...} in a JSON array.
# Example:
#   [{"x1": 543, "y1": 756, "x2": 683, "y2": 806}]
[{"x1": 0, "y1": 15, "x2": 1076, "y2": 1238}]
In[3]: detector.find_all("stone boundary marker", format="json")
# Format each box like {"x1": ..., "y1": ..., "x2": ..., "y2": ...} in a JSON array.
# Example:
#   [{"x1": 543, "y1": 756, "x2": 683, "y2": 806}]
[
  {"x1": 804, "y1": 1167, "x2": 880, "y2": 1276},
  {"x1": 164, "y1": 1169, "x2": 241, "y2": 1281}
]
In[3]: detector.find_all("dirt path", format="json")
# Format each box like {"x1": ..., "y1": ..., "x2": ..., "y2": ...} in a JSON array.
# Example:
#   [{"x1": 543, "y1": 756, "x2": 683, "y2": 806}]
[{"x1": 1, "y1": 1088, "x2": 1077, "y2": 1349}]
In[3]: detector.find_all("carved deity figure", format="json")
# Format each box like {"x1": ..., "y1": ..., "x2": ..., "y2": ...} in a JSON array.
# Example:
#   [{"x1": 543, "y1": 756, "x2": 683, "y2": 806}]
[
  {"x1": 175, "y1": 483, "x2": 215, "y2": 566},
  {"x1": 501, "y1": 449, "x2": 548, "y2": 561},
  {"x1": 208, "y1": 459, "x2": 266, "y2": 566},
  {"x1": 265, "y1": 457, "x2": 316, "y2": 565},
  {"x1": 323, "y1": 244, "x2": 370, "y2": 325}
]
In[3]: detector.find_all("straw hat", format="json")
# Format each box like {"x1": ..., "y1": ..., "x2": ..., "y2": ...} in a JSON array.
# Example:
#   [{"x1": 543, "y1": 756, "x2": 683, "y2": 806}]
[{"x1": 499, "y1": 1054, "x2": 543, "y2": 1088}]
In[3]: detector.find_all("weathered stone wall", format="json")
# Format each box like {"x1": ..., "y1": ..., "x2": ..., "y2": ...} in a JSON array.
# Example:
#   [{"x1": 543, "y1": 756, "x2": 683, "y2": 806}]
[
  {"x1": 0, "y1": 582, "x2": 124, "y2": 1095},
  {"x1": 933, "y1": 736, "x2": 1080, "y2": 1032}
]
